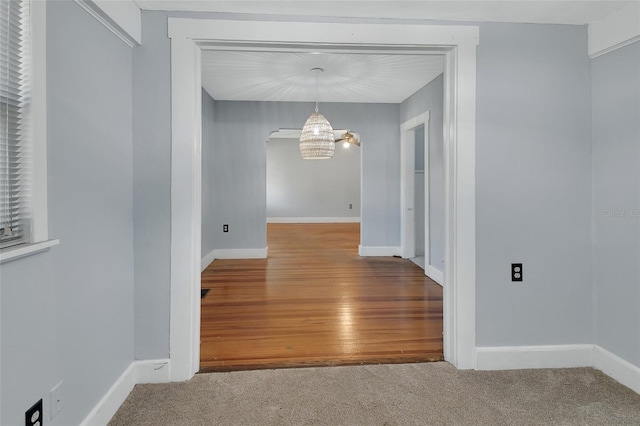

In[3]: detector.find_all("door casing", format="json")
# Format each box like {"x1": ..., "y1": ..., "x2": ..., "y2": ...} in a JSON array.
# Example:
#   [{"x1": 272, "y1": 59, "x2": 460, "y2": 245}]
[{"x1": 168, "y1": 19, "x2": 479, "y2": 380}]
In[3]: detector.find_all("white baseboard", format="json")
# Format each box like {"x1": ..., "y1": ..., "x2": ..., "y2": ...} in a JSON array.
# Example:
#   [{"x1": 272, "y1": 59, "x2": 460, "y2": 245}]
[
  {"x1": 475, "y1": 344, "x2": 594, "y2": 370},
  {"x1": 213, "y1": 248, "x2": 268, "y2": 259},
  {"x1": 358, "y1": 245, "x2": 402, "y2": 257},
  {"x1": 79, "y1": 363, "x2": 137, "y2": 426},
  {"x1": 593, "y1": 345, "x2": 640, "y2": 394},
  {"x1": 202, "y1": 248, "x2": 269, "y2": 266},
  {"x1": 475, "y1": 344, "x2": 640, "y2": 395},
  {"x1": 201, "y1": 249, "x2": 216, "y2": 272},
  {"x1": 78, "y1": 347, "x2": 640, "y2": 426},
  {"x1": 426, "y1": 265, "x2": 444, "y2": 286},
  {"x1": 135, "y1": 359, "x2": 171, "y2": 384},
  {"x1": 80, "y1": 359, "x2": 171, "y2": 426},
  {"x1": 267, "y1": 217, "x2": 360, "y2": 223}
]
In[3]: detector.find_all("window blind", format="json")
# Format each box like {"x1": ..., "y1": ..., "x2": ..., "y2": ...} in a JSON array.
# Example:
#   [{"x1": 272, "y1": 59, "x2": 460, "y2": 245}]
[{"x1": 0, "y1": 0, "x2": 30, "y2": 248}]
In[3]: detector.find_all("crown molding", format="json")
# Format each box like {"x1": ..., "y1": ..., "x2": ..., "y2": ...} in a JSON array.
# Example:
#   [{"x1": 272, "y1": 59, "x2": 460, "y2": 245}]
[
  {"x1": 74, "y1": 0, "x2": 141, "y2": 47},
  {"x1": 589, "y1": 2, "x2": 640, "y2": 58}
]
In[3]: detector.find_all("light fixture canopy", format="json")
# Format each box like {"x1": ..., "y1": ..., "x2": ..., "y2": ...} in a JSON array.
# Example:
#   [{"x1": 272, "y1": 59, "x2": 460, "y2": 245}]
[{"x1": 299, "y1": 68, "x2": 335, "y2": 160}]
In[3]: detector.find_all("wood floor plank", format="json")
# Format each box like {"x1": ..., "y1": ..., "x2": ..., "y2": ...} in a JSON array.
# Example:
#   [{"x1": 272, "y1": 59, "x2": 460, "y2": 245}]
[{"x1": 200, "y1": 223, "x2": 443, "y2": 372}]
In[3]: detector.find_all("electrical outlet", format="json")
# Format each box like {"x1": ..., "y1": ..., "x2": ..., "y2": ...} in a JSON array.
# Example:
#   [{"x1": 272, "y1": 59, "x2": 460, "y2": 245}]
[
  {"x1": 25, "y1": 399, "x2": 42, "y2": 426},
  {"x1": 50, "y1": 381, "x2": 63, "y2": 420},
  {"x1": 511, "y1": 263, "x2": 523, "y2": 282},
  {"x1": 349, "y1": 203, "x2": 352, "y2": 209},
  {"x1": 223, "y1": 224, "x2": 229, "y2": 233}
]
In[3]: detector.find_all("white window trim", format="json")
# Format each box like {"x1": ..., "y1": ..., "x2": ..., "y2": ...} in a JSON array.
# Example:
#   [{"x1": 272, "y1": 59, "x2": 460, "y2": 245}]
[
  {"x1": 0, "y1": 239, "x2": 59, "y2": 263},
  {"x1": 30, "y1": 0, "x2": 48, "y2": 242},
  {"x1": 0, "y1": 0, "x2": 57, "y2": 263}
]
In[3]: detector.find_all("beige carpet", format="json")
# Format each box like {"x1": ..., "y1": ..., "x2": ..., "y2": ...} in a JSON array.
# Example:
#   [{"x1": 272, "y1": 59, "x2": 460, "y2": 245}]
[{"x1": 110, "y1": 362, "x2": 640, "y2": 425}]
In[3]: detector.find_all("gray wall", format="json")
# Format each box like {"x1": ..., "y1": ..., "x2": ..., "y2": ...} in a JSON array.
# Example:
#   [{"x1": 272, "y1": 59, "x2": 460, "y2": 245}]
[
  {"x1": 210, "y1": 100, "x2": 399, "y2": 250},
  {"x1": 133, "y1": 11, "x2": 600, "y2": 360},
  {"x1": 591, "y1": 41, "x2": 640, "y2": 367},
  {"x1": 1, "y1": 2, "x2": 135, "y2": 424},
  {"x1": 475, "y1": 23, "x2": 593, "y2": 346},
  {"x1": 202, "y1": 89, "x2": 216, "y2": 256},
  {"x1": 267, "y1": 138, "x2": 360, "y2": 219},
  {"x1": 132, "y1": 11, "x2": 171, "y2": 359},
  {"x1": 401, "y1": 74, "x2": 445, "y2": 272},
  {"x1": 2, "y1": 7, "x2": 634, "y2": 424}
]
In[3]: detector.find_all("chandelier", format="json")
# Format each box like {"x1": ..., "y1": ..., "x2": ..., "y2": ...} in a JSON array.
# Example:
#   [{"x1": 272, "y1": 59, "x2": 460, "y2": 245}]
[{"x1": 299, "y1": 68, "x2": 335, "y2": 160}]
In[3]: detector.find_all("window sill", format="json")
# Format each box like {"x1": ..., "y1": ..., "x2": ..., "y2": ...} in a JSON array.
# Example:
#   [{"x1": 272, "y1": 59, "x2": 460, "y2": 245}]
[{"x1": 0, "y1": 239, "x2": 60, "y2": 264}]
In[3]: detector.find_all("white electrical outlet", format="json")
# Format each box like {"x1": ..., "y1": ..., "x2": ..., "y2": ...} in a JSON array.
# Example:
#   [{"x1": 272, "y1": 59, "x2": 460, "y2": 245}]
[{"x1": 50, "y1": 381, "x2": 63, "y2": 419}]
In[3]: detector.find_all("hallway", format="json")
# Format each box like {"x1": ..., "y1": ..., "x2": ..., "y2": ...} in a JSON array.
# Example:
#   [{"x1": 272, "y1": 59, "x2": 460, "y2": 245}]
[{"x1": 200, "y1": 223, "x2": 443, "y2": 372}]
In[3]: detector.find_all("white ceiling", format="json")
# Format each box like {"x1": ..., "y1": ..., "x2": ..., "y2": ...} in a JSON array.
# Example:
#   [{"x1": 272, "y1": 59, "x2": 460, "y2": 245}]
[
  {"x1": 134, "y1": 1, "x2": 632, "y2": 26},
  {"x1": 154, "y1": 0, "x2": 632, "y2": 104},
  {"x1": 201, "y1": 51, "x2": 444, "y2": 103}
]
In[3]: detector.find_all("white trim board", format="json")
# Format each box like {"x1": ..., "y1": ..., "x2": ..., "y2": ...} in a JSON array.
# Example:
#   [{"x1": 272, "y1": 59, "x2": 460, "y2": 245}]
[
  {"x1": 476, "y1": 344, "x2": 640, "y2": 395},
  {"x1": 135, "y1": 359, "x2": 171, "y2": 384},
  {"x1": 168, "y1": 20, "x2": 479, "y2": 46},
  {"x1": 426, "y1": 265, "x2": 444, "y2": 286},
  {"x1": 79, "y1": 359, "x2": 170, "y2": 426},
  {"x1": 213, "y1": 248, "x2": 268, "y2": 259},
  {"x1": 588, "y1": 2, "x2": 640, "y2": 58},
  {"x1": 400, "y1": 112, "x2": 430, "y2": 261},
  {"x1": 169, "y1": 18, "x2": 478, "y2": 382},
  {"x1": 74, "y1": 0, "x2": 141, "y2": 47},
  {"x1": 201, "y1": 249, "x2": 216, "y2": 272},
  {"x1": 170, "y1": 36, "x2": 203, "y2": 381},
  {"x1": 593, "y1": 346, "x2": 640, "y2": 394},
  {"x1": 267, "y1": 217, "x2": 360, "y2": 223},
  {"x1": 358, "y1": 245, "x2": 402, "y2": 257},
  {"x1": 201, "y1": 247, "x2": 269, "y2": 271},
  {"x1": 0, "y1": 239, "x2": 59, "y2": 264},
  {"x1": 476, "y1": 345, "x2": 594, "y2": 371},
  {"x1": 31, "y1": 0, "x2": 50, "y2": 244}
]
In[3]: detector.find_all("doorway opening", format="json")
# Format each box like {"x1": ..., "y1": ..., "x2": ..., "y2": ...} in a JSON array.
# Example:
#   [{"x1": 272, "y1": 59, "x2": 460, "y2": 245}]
[
  {"x1": 401, "y1": 112, "x2": 430, "y2": 261},
  {"x1": 266, "y1": 129, "x2": 362, "y2": 229},
  {"x1": 169, "y1": 19, "x2": 478, "y2": 381},
  {"x1": 401, "y1": 111, "x2": 445, "y2": 286}
]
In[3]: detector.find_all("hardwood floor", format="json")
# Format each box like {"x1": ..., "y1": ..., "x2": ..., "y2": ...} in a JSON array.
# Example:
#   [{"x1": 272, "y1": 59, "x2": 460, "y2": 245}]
[{"x1": 200, "y1": 223, "x2": 443, "y2": 372}]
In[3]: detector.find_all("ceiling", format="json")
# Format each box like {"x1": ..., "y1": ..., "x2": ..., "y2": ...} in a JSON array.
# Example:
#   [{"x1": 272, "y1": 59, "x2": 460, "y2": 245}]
[
  {"x1": 134, "y1": 1, "x2": 632, "y2": 26},
  {"x1": 153, "y1": 0, "x2": 631, "y2": 104},
  {"x1": 201, "y1": 51, "x2": 444, "y2": 103}
]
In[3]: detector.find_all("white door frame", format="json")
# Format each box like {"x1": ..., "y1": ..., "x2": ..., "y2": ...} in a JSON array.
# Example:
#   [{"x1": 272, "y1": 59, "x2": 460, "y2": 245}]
[
  {"x1": 402, "y1": 112, "x2": 445, "y2": 285},
  {"x1": 401, "y1": 112, "x2": 430, "y2": 261},
  {"x1": 168, "y1": 19, "x2": 478, "y2": 381}
]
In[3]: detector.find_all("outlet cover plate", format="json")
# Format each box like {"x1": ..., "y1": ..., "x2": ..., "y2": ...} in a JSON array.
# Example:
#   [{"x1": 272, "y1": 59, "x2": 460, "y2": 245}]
[
  {"x1": 511, "y1": 263, "x2": 523, "y2": 282},
  {"x1": 50, "y1": 381, "x2": 63, "y2": 419},
  {"x1": 25, "y1": 399, "x2": 42, "y2": 426}
]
